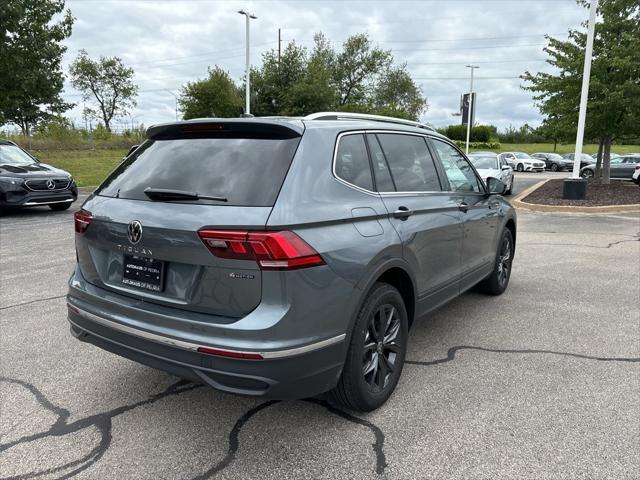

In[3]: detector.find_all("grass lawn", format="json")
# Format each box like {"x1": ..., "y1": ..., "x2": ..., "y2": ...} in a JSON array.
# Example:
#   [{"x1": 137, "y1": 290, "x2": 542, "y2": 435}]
[
  {"x1": 483, "y1": 143, "x2": 640, "y2": 155},
  {"x1": 34, "y1": 149, "x2": 126, "y2": 187},
  {"x1": 31, "y1": 144, "x2": 640, "y2": 188}
]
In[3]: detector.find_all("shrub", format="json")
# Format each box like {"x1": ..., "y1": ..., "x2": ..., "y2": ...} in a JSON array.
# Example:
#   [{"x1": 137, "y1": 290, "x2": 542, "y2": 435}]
[{"x1": 440, "y1": 124, "x2": 496, "y2": 142}]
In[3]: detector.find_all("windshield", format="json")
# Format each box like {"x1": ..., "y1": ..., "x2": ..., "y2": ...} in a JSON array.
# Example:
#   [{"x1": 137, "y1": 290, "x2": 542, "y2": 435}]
[
  {"x1": 513, "y1": 152, "x2": 532, "y2": 159},
  {"x1": 469, "y1": 156, "x2": 498, "y2": 169},
  {"x1": 97, "y1": 136, "x2": 301, "y2": 206},
  {"x1": 0, "y1": 144, "x2": 36, "y2": 166}
]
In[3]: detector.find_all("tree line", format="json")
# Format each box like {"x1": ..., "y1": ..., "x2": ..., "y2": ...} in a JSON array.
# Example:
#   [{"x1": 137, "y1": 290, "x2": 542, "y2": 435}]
[{"x1": 1, "y1": 0, "x2": 638, "y2": 183}]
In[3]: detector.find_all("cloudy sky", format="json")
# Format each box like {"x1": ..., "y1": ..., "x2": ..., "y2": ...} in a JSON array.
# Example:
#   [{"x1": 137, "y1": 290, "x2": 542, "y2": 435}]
[{"x1": 59, "y1": 0, "x2": 589, "y2": 131}]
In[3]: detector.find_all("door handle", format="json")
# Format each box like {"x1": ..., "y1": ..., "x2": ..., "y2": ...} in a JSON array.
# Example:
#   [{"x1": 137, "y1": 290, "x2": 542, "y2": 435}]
[
  {"x1": 458, "y1": 202, "x2": 469, "y2": 213},
  {"x1": 393, "y1": 206, "x2": 413, "y2": 220}
]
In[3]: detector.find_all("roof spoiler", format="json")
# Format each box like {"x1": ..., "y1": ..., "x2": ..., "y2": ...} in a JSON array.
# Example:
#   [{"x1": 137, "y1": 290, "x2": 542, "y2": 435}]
[{"x1": 146, "y1": 118, "x2": 304, "y2": 140}]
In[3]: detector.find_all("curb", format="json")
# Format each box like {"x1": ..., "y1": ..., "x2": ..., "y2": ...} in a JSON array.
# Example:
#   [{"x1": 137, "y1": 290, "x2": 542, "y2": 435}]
[{"x1": 511, "y1": 180, "x2": 640, "y2": 214}]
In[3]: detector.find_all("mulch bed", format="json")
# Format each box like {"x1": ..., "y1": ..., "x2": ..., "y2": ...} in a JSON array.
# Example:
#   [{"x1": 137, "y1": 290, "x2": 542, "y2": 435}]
[{"x1": 522, "y1": 179, "x2": 640, "y2": 207}]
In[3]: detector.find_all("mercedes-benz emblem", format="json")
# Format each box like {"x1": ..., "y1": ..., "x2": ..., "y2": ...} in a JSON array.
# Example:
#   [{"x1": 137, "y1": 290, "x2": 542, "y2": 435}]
[
  {"x1": 127, "y1": 221, "x2": 143, "y2": 245},
  {"x1": 46, "y1": 179, "x2": 55, "y2": 190}
]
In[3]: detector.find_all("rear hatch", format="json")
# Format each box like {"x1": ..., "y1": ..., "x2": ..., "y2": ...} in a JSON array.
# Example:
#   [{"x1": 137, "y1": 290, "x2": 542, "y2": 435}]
[{"x1": 75, "y1": 120, "x2": 303, "y2": 320}]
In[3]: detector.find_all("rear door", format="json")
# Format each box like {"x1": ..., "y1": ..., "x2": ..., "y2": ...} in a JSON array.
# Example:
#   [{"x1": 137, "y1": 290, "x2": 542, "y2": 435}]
[
  {"x1": 429, "y1": 138, "x2": 500, "y2": 292},
  {"x1": 75, "y1": 121, "x2": 302, "y2": 319},
  {"x1": 371, "y1": 132, "x2": 463, "y2": 311}
]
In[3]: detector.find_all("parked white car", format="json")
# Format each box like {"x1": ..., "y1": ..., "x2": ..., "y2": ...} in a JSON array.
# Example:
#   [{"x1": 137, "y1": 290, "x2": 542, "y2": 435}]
[
  {"x1": 468, "y1": 152, "x2": 514, "y2": 195},
  {"x1": 498, "y1": 152, "x2": 546, "y2": 172},
  {"x1": 632, "y1": 164, "x2": 640, "y2": 185}
]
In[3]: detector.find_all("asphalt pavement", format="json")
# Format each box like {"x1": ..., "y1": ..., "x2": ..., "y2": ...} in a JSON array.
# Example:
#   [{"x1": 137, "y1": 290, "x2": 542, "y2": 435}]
[{"x1": 1, "y1": 172, "x2": 639, "y2": 479}]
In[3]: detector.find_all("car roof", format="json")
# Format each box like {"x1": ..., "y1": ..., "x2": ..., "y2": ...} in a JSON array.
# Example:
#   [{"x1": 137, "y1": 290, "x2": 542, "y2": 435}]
[{"x1": 146, "y1": 117, "x2": 449, "y2": 140}]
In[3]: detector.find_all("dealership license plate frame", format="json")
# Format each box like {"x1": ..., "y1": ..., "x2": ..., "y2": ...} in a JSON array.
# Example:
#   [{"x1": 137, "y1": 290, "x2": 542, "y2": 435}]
[{"x1": 122, "y1": 254, "x2": 165, "y2": 292}]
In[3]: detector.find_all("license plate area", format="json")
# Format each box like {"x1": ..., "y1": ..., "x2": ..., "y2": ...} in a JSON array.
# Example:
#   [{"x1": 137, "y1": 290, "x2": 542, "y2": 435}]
[{"x1": 122, "y1": 254, "x2": 165, "y2": 292}]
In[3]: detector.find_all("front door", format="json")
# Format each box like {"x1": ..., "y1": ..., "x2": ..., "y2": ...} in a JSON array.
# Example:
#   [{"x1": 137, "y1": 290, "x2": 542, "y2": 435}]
[{"x1": 429, "y1": 138, "x2": 500, "y2": 292}]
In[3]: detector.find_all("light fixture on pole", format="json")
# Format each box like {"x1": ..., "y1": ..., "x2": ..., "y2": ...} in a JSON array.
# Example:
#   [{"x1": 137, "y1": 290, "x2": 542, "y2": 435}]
[
  {"x1": 464, "y1": 65, "x2": 479, "y2": 155},
  {"x1": 238, "y1": 9, "x2": 257, "y2": 115},
  {"x1": 165, "y1": 90, "x2": 178, "y2": 121}
]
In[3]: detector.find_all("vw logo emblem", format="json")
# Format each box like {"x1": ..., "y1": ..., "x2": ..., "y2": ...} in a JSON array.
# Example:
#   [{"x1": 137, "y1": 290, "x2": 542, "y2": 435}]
[
  {"x1": 46, "y1": 179, "x2": 56, "y2": 190},
  {"x1": 127, "y1": 221, "x2": 143, "y2": 245}
]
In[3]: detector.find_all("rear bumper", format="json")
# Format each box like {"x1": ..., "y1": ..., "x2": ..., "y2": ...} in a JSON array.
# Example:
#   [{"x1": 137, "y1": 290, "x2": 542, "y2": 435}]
[{"x1": 67, "y1": 302, "x2": 344, "y2": 399}]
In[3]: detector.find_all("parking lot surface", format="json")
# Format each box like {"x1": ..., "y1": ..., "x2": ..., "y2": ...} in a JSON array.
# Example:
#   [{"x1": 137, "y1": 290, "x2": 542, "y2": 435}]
[{"x1": 1, "y1": 175, "x2": 639, "y2": 479}]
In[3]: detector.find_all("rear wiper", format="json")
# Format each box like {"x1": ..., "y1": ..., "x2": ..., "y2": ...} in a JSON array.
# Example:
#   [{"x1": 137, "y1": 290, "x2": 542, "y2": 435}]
[{"x1": 143, "y1": 187, "x2": 227, "y2": 202}]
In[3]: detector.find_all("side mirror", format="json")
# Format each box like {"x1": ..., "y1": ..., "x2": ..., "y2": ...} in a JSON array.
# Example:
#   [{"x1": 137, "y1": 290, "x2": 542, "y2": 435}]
[
  {"x1": 124, "y1": 145, "x2": 139, "y2": 160},
  {"x1": 486, "y1": 177, "x2": 507, "y2": 195}
]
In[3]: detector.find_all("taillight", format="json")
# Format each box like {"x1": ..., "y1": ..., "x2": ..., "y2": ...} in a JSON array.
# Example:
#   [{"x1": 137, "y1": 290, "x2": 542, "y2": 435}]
[
  {"x1": 198, "y1": 230, "x2": 324, "y2": 270},
  {"x1": 74, "y1": 210, "x2": 93, "y2": 234}
]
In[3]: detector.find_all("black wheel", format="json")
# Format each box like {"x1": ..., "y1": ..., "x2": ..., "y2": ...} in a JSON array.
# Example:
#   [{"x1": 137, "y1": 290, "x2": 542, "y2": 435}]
[
  {"x1": 550, "y1": 163, "x2": 559, "y2": 172},
  {"x1": 49, "y1": 202, "x2": 72, "y2": 211},
  {"x1": 476, "y1": 229, "x2": 514, "y2": 295},
  {"x1": 330, "y1": 283, "x2": 408, "y2": 412},
  {"x1": 581, "y1": 169, "x2": 594, "y2": 179},
  {"x1": 516, "y1": 163, "x2": 524, "y2": 172}
]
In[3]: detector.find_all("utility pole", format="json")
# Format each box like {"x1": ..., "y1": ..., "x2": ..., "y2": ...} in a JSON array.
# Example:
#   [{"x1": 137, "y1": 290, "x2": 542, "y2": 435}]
[
  {"x1": 563, "y1": 0, "x2": 598, "y2": 199},
  {"x1": 278, "y1": 28, "x2": 282, "y2": 65},
  {"x1": 238, "y1": 9, "x2": 257, "y2": 115},
  {"x1": 165, "y1": 90, "x2": 178, "y2": 121},
  {"x1": 464, "y1": 65, "x2": 479, "y2": 155}
]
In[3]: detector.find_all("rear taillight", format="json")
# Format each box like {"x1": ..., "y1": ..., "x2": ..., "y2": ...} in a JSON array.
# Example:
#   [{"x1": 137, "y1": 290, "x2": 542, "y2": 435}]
[
  {"x1": 198, "y1": 230, "x2": 324, "y2": 270},
  {"x1": 74, "y1": 210, "x2": 93, "y2": 233}
]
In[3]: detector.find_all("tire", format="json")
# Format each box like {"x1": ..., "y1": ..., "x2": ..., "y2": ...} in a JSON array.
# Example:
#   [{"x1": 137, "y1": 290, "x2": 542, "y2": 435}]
[
  {"x1": 476, "y1": 229, "x2": 514, "y2": 296},
  {"x1": 329, "y1": 282, "x2": 408, "y2": 412},
  {"x1": 581, "y1": 169, "x2": 594, "y2": 179},
  {"x1": 49, "y1": 202, "x2": 72, "y2": 211},
  {"x1": 550, "y1": 163, "x2": 559, "y2": 172},
  {"x1": 516, "y1": 163, "x2": 524, "y2": 172}
]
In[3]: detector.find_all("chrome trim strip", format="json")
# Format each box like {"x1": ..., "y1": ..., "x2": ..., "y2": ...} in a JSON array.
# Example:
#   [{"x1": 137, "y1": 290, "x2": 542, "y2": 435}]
[
  {"x1": 306, "y1": 111, "x2": 435, "y2": 131},
  {"x1": 67, "y1": 302, "x2": 346, "y2": 359},
  {"x1": 23, "y1": 199, "x2": 74, "y2": 206}
]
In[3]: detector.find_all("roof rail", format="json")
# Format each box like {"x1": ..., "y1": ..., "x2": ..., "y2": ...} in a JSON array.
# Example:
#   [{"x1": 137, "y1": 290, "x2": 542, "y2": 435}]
[{"x1": 304, "y1": 111, "x2": 435, "y2": 131}]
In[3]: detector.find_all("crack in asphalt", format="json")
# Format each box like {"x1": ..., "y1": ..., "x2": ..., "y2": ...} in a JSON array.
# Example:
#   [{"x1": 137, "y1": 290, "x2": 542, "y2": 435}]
[
  {"x1": 0, "y1": 378, "x2": 200, "y2": 480},
  {"x1": 0, "y1": 295, "x2": 66, "y2": 311},
  {"x1": 2, "y1": 345, "x2": 637, "y2": 479},
  {"x1": 405, "y1": 345, "x2": 640, "y2": 367},
  {"x1": 520, "y1": 237, "x2": 640, "y2": 250}
]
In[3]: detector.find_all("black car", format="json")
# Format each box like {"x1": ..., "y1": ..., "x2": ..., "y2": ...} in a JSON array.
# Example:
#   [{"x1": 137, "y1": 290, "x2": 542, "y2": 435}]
[
  {"x1": 0, "y1": 140, "x2": 77, "y2": 212},
  {"x1": 562, "y1": 153, "x2": 595, "y2": 169},
  {"x1": 531, "y1": 152, "x2": 574, "y2": 172}
]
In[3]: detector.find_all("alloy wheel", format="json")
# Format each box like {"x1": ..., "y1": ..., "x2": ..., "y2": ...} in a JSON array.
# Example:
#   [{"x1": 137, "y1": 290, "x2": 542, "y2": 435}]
[
  {"x1": 362, "y1": 304, "x2": 401, "y2": 393},
  {"x1": 496, "y1": 235, "x2": 512, "y2": 287}
]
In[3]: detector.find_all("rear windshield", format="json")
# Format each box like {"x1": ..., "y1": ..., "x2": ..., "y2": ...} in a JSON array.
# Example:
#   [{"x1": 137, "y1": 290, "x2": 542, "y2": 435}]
[{"x1": 96, "y1": 137, "x2": 300, "y2": 206}]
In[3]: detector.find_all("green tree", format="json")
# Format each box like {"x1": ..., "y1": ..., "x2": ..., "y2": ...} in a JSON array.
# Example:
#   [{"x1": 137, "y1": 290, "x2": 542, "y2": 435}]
[
  {"x1": 523, "y1": 0, "x2": 640, "y2": 183},
  {"x1": 371, "y1": 65, "x2": 427, "y2": 120},
  {"x1": 179, "y1": 66, "x2": 242, "y2": 119},
  {"x1": 0, "y1": 0, "x2": 73, "y2": 135},
  {"x1": 334, "y1": 34, "x2": 392, "y2": 107},
  {"x1": 69, "y1": 50, "x2": 138, "y2": 132}
]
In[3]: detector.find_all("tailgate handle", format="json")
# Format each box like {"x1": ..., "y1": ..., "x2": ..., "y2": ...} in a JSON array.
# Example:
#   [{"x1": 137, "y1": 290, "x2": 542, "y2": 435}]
[{"x1": 393, "y1": 206, "x2": 413, "y2": 220}]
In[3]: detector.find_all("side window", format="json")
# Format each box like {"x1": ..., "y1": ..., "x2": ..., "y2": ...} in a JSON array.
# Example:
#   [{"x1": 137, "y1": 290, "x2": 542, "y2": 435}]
[
  {"x1": 335, "y1": 134, "x2": 374, "y2": 191},
  {"x1": 366, "y1": 134, "x2": 396, "y2": 192},
  {"x1": 431, "y1": 139, "x2": 482, "y2": 193},
  {"x1": 376, "y1": 134, "x2": 441, "y2": 192}
]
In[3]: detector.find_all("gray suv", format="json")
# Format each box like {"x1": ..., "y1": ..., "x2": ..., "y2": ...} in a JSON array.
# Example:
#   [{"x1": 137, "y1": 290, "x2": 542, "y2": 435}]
[{"x1": 67, "y1": 113, "x2": 516, "y2": 411}]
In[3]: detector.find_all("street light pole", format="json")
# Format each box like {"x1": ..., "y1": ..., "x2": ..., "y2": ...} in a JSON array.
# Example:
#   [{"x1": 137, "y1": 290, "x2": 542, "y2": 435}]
[
  {"x1": 571, "y1": 0, "x2": 598, "y2": 179},
  {"x1": 465, "y1": 65, "x2": 479, "y2": 155},
  {"x1": 238, "y1": 9, "x2": 257, "y2": 115}
]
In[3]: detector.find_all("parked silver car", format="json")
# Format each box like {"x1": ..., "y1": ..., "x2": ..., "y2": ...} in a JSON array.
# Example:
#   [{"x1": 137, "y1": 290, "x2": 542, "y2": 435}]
[
  {"x1": 468, "y1": 152, "x2": 514, "y2": 195},
  {"x1": 580, "y1": 154, "x2": 640, "y2": 180}
]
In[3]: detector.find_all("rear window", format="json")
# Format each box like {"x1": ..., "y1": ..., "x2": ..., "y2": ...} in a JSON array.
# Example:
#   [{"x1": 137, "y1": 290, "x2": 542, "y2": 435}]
[{"x1": 96, "y1": 137, "x2": 300, "y2": 206}]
